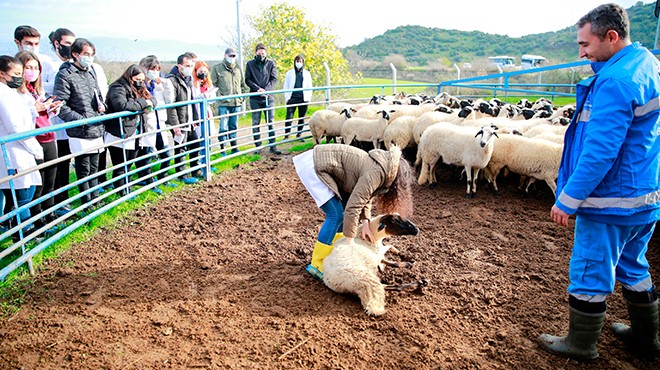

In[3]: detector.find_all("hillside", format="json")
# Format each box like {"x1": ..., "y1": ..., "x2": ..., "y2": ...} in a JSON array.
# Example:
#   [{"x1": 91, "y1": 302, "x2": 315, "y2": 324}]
[{"x1": 343, "y1": 1, "x2": 658, "y2": 66}]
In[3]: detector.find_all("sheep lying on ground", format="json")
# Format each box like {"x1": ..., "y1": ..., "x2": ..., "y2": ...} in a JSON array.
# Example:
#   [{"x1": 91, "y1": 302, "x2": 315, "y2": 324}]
[
  {"x1": 341, "y1": 110, "x2": 391, "y2": 148},
  {"x1": 308, "y1": 108, "x2": 355, "y2": 144},
  {"x1": 417, "y1": 124, "x2": 499, "y2": 197},
  {"x1": 323, "y1": 214, "x2": 427, "y2": 316}
]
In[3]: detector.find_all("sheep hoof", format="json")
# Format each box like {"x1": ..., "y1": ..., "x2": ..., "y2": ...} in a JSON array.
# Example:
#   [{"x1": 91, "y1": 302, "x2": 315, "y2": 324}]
[
  {"x1": 429, "y1": 183, "x2": 438, "y2": 190},
  {"x1": 464, "y1": 193, "x2": 475, "y2": 199},
  {"x1": 402, "y1": 262, "x2": 413, "y2": 269}
]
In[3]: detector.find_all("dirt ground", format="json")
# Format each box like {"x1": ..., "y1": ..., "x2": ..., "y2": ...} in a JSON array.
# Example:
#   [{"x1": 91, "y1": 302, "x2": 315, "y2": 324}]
[{"x1": 0, "y1": 151, "x2": 658, "y2": 369}]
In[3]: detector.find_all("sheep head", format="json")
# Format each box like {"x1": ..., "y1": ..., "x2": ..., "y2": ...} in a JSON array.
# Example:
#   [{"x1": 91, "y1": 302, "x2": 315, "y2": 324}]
[
  {"x1": 475, "y1": 124, "x2": 499, "y2": 148},
  {"x1": 368, "y1": 214, "x2": 419, "y2": 244}
]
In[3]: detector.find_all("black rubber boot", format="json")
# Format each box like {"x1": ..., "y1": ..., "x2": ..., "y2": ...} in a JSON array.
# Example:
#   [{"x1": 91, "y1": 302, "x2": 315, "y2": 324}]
[
  {"x1": 611, "y1": 286, "x2": 660, "y2": 358},
  {"x1": 538, "y1": 297, "x2": 605, "y2": 360}
]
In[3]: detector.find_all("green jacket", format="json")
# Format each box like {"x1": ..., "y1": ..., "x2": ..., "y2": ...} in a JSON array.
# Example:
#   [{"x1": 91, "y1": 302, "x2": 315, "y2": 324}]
[
  {"x1": 210, "y1": 60, "x2": 246, "y2": 107},
  {"x1": 313, "y1": 144, "x2": 401, "y2": 238}
]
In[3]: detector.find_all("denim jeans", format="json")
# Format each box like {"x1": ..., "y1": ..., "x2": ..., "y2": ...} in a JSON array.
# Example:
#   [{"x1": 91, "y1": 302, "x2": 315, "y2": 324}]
[
  {"x1": 2, "y1": 186, "x2": 36, "y2": 232},
  {"x1": 218, "y1": 105, "x2": 241, "y2": 152},
  {"x1": 318, "y1": 195, "x2": 349, "y2": 245},
  {"x1": 249, "y1": 97, "x2": 275, "y2": 146}
]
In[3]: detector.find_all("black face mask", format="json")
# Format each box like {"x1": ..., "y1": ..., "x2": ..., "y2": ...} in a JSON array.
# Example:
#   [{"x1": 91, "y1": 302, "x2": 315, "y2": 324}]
[
  {"x1": 6, "y1": 76, "x2": 23, "y2": 89},
  {"x1": 197, "y1": 72, "x2": 208, "y2": 80},
  {"x1": 255, "y1": 55, "x2": 266, "y2": 62},
  {"x1": 133, "y1": 80, "x2": 144, "y2": 90},
  {"x1": 58, "y1": 44, "x2": 72, "y2": 59}
]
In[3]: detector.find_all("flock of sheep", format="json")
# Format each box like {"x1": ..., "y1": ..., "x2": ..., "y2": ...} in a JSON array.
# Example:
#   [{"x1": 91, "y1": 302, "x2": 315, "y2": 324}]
[{"x1": 309, "y1": 91, "x2": 575, "y2": 198}]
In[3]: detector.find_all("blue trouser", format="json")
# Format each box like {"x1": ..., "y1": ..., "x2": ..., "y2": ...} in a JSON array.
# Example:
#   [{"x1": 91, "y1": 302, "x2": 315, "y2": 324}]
[
  {"x1": 318, "y1": 195, "x2": 348, "y2": 245},
  {"x1": 568, "y1": 215, "x2": 656, "y2": 301},
  {"x1": 218, "y1": 105, "x2": 241, "y2": 152},
  {"x1": 2, "y1": 186, "x2": 36, "y2": 232}
]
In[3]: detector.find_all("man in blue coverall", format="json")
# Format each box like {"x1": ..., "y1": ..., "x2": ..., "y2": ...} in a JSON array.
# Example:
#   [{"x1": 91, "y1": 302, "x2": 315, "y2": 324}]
[{"x1": 538, "y1": 3, "x2": 660, "y2": 360}]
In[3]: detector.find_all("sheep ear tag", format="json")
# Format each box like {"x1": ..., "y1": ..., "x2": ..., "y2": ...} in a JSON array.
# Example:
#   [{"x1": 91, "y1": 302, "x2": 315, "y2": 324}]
[{"x1": 378, "y1": 222, "x2": 386, "y2": 231}]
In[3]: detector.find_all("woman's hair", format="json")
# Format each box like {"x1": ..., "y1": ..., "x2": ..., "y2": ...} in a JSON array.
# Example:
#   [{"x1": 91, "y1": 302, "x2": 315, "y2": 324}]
[
  {"x1": 15, "y1": 50, "x2": 42, "y2": 94},
  {"x1": 139, "y1": 55, "x2": 160, "y2": 71},
  {"x1": 374, "y1": 157, "x2": 414, "y2": 217},
  {"x1": 192, "y1": 60, "x2": 212, "y2": 89},
  {"x1": 70, "y1": 38, "x2": 95, "y2": 56},
  {"x1": 119, "y1": 64, "x2": 151, "y2": 99},
  {"x1": 0, "y1": 55, "x2": 20, "y2": 73},
  {"x1": 48, "y1": 28, "x2": 74, "y2": 47}
]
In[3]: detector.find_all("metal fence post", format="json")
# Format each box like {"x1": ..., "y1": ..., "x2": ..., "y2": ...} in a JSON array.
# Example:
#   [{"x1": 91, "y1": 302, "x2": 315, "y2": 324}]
[
  {"x1": 323, "y1": 62, "x2": 331, "y2": 108},
  {"x1": 390, "y1": 63, "x2": 397, "y2": 94},
  {"x1": 453, "y1": 63, "x2": 461, "y2": 96}
]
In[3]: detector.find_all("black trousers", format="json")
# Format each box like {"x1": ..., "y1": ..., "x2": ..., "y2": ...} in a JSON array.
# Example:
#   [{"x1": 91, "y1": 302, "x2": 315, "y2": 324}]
[
  {"x1": 74, "y1": 152, "x2": 100, "y2": 204},
  {"x1": 136, "y1": 133, "x2": 170, "y2": 184},
  {"x1": 30, "y1": 140, "x2": 58, "y2": 220},
  {"x1": 54, "y1": 139, "x2": 71, "y2": 205},
  {"x1": 285, "y1": 99, "x2": 308, "y2": 136}
]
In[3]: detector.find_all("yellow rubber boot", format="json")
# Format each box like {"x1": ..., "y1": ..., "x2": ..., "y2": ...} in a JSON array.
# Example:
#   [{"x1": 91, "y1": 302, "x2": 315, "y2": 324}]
[
  {"x1": 332, "y1": 232, "x2": 344, "y2": 244},
  {"x1": 306, "y1": 240, "x2": 333, "y2": 280}
]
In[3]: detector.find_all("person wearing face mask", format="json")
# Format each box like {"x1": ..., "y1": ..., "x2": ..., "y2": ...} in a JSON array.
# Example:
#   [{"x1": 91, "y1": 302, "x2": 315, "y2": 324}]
[
  {"x1": 165, "y1": 53, "x2": 201, "y2": 185},
  {"x1": 136, "y1": 55, "x2": 174, "y2": 191},
  {"x1": 0, "y1": 55, "x2": 44, "y2": 242},
  {"x1": 15, "y1": 51, "x2": 62, "y2": 232},
  {"x1": 244, "y1": 43, "x2": 281, "y2": 155},
  {"x1": 104, "y1": 64, "x2": 156, "y2": 196},
  {"x1": 192, "y1": 60, "x2": 218, "y2": 156},
  {"x1": 283, "y1": 54, "x2": 313, "y2": 141},
  {"x1": 211, "y1": 48, "x2": 247, "y2": 155},
  {"x1": 13, "y1": 26, "x2": 57, "y2": 103},
  {"x1": 54, "y1": 38, "x2": 106, "y2": 206}
]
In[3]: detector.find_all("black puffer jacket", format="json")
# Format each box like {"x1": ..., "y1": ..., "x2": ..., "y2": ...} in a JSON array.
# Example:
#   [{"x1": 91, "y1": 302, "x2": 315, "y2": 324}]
[
  {"x1": 104, "y1": 78, "x2": 156, "y2": 138},
  {"x1": 165, "y1": 67, "x2": 198, "y2": 128},
  {"x1": 54, "y1": 61, "x2": 105, "y2": 139}
]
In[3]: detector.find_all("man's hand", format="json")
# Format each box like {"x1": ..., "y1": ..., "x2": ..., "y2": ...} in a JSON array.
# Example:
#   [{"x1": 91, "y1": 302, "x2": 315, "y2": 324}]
[
  {"x1": 551, "y1": 205, "x2": 570, "y2": 227},
  {"x1": 173, "y1": 127, "x2": 182, "y2": 136}
]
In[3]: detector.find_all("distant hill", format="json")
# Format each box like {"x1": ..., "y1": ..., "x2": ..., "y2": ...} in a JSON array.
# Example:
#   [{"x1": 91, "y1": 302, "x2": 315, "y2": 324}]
[{"x1": 343, "y1": 1, "x2": 658, "y2": 66}]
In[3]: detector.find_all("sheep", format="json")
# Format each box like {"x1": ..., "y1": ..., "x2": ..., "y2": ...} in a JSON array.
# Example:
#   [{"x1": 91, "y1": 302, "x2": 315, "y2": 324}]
[
  {"x1": 417, "y1": 124, "x2": 499, "y2": 197},
  {"x1": 383, "y1": 115, "x2": 418, "y2": 149},
  {"x1": 412, "y1": 106, "x2": 462, "y2": 145},
  {"x1": 341, "y1": 110, "x2": 391, "y2": 149},
  {"x1": 322, "y1": 214, "x2": 427, "y2": 316},
  {"x1": 484, "y1": 134, "x2": 563, "y2": 196},
  {"x1": 308, "y1": 108, "x2": 354, "y2": 144},
  {"x1": 327, "y1": 102, "x2": 366, "y2": 114},
  {"x1": 523, "y1": 124, "x2": 568, "y2": 139}
]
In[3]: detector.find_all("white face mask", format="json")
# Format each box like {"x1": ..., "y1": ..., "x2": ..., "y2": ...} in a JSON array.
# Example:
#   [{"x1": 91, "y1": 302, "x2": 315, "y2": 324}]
[
  {"x1": 79, "y1": 55, "x2": 94, "y2": 69},
  {"x1": 295, "y1": 62, "x2": 303, "y2": 69},
  {"x1": 147, "y1": 70, "x2": 160, "y2": 81},
  {"x1": 225, "y1": 56, "x2": 236, "y2": 64},
  {"x1": 22, "y1": 44, "x2": 39, "y2": 54},
  {"x1": 181, "y1": 66, "x2": 193, "y2": 77}
]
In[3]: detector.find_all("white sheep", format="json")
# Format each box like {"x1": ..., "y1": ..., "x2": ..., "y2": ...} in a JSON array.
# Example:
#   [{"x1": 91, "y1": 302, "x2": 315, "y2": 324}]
[
  {"x1": 484, "y1": 134, "x2": 563, "y2": 195},
  {"x1": 308, "y1": 108, "x2": 355, "y2": 144},
  {"x1": 523, "y1": 124, "x2": 568, "y2": 139},
  {"x1": 322, "y1": 214, "x2": 426, "y2": 316},
  {"x1": 383, "y1": 115, "x2": 418, "y2": 149},
  {"x1": 412, "y1": 106, "x2": 468, "y2": 145},
  {"x1": 417, "y1": 124, "x2": 499, "y2": 197},
  {"x1": 327, "y1": 102, "x2": 366, "y2": 114},
  {"x1": 341, "y1": 110, "x2": 391, "y2": 149}
]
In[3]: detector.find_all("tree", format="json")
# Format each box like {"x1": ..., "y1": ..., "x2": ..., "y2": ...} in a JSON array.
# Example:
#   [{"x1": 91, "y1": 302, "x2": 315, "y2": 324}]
[{"x1": 246, "y1": 3, "x2": 359, "y2": 91}]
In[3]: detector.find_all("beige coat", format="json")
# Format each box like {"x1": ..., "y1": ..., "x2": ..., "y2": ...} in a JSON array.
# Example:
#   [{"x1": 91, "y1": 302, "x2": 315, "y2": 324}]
[{"x1": 313, "y1": 144, "x2": 400, "y2": 238}]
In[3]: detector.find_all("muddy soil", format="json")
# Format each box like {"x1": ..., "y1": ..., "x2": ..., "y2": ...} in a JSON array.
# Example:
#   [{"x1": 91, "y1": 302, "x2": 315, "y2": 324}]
[{"x1": 0, "y1": 152, "x2": 658, "y2": 369}]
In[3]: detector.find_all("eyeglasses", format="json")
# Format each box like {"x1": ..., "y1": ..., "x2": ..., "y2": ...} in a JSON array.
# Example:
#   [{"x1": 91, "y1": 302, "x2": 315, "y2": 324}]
[{"x1": 228, "y1": 54, "x2": 236, "y2": 57}]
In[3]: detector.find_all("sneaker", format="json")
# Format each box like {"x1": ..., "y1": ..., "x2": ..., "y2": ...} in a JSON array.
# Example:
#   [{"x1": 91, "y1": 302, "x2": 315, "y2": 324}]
[
  {"x1": 165, "y1": 181, "x2": 179, "y2": 188},
  {"x1": 192, "y1": 170, "x2": 204, "y2": 178},
  {"x1": 54, "y1": 206, "x2": 72, "y2": 217},
  {"x1": 183, "y1": 177, "x2": 199, "y2": 185},
  {"x1": 305, "y1": 264, "x2": 324, "y2": 280},
  {"x1": 151, "y1": 187, "x2": 164, "y2": 195},
  {"x1": 136, "y1": 181, "x2": 148, "y2": 186}
]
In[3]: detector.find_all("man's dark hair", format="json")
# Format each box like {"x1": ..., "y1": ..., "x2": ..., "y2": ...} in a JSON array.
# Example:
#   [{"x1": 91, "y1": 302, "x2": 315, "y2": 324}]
[
  {"x1": 14, "y1": 25, "x2": 40, "y2": 42},
  {"x1": 577, "y1": 3, "x2": 630, "y2": 41},
  {"x1": 177, "y1": 53, "x2": 193, "y2": 65},
  {"x1": 71, "y1": 38, "x2": 95, "y2": 56},
  {"x1": 255, "y1": 43, "x2": 266, "y2": 52},
  {"x1": 48, "y1": 28, "x2": 75, "y2": 46}
]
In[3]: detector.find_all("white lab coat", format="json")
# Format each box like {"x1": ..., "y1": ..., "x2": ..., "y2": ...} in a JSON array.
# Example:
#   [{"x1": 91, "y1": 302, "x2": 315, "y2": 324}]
[
  {"x1": 283, "y1": 68, "x2": 313, "y2": 103},
  {"x1": 0, "y1": 83, "x2": 43, "y2": 189}
]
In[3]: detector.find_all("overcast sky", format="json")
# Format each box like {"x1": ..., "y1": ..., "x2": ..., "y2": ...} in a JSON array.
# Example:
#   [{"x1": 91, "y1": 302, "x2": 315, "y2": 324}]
[{"x1": 0, "y1": 0, "x2": 654, "y2": 48}]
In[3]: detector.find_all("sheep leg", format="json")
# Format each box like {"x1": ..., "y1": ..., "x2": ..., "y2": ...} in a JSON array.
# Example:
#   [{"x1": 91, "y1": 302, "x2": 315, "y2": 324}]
[
  {"x1": 384, "y1": 278, "x2": 429, "y2": 293},
  {"x1": 472, "y1": 168, "x2": 481, "y2": 194},
  {"x1": 381, "y1": 259, "x2": 413, "y2": 269},
  {"x1": 464, "y1": 167, "x2": 474, "y2": 198}
]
